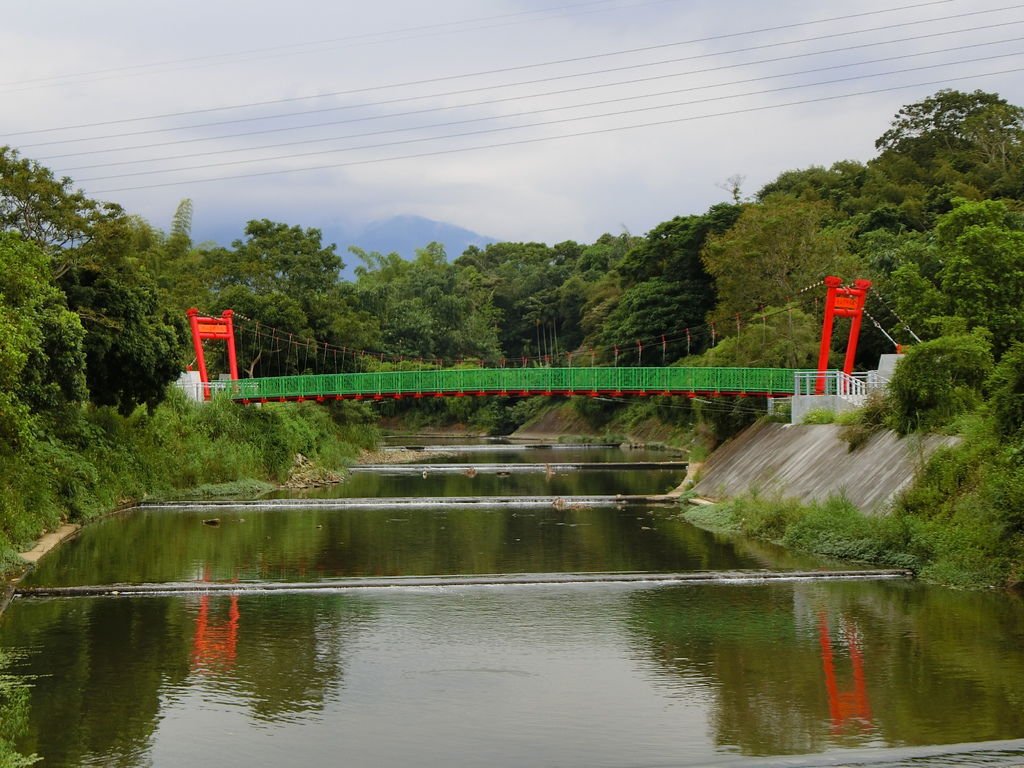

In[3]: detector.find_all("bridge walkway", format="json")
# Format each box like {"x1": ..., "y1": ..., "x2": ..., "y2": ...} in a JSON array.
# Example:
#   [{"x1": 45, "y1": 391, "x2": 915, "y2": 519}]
[{"x1": 227, "y1": 366, "x2": 809, "y2": 403}]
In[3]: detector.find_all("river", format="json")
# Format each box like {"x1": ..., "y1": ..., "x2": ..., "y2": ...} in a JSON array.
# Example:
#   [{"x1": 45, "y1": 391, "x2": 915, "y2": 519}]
[{"x1": 1, "y1": 438, "x2": 1023, "y2": 767}]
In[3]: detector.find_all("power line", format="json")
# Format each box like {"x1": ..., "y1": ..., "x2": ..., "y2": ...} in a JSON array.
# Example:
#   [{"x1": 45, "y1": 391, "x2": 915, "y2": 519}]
[
  {"x1": 89, "y1": 64, "x2": 1024, "y2": 195},
  {"x1": 38, "y1": 21, "x2": 1022, "y2": 164},
  {"x1": 76, "y1": 55, "x2": 1024, "y2": 184},
  {"x1": 4, "y1": 0, "x2": 970, "y2": 138},
  {"x1": 0, "y1": 0, "x2": 687, "y2": 94},
  {"x1": 55, "y1": 37, "x2": 1024, "y2": 174}
]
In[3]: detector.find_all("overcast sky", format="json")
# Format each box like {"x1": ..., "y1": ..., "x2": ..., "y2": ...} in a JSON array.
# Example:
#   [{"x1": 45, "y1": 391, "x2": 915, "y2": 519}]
[{"x1": 3, "y1": 0, "x2": 1023, "y2": 247}]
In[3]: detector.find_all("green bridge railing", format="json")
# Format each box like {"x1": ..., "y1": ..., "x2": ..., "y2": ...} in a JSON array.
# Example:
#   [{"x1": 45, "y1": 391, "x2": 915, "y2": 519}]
[{"x1": 228, "y1": 366, "x2": 809, "y2": 401}]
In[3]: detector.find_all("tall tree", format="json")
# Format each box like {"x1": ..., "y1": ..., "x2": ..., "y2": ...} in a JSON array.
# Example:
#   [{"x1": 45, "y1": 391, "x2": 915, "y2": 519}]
[
  {"x1": 202, "y1": 219, "x2": 377, "y2": 376},
  {"x1": 600, "y1": 204, "x2": 740, "y2": 362},
  {"x1": 0, "y1": 233, "x2": 86, "y2": 445},
  {"x1": 0, "y1": 147, "x2": 123, "y2": 278},
  {"x1": 59, "y1": 216, "x2": 186, "y2": 414},
  {"x1": 869, "y1": 89, "x2": 1024, "y2": 223},
  {"x1": 1, "y1": 151, "x2": 186, "y2": 413},
  {"x1": 875, "y1": 89, "x2": 1016, "y2": 159},
  {"x1": 886, "y1": 199, "x2": 1024, "y2": 355},
  {"x1": 701, "y1": 196, "x2": 859, "y2": 331}
]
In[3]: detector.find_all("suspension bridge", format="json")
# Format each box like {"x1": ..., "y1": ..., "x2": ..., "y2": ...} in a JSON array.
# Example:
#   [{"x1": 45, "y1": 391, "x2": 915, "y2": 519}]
[
  {"x1": 225, "y1": 365, "x2": 803, "y2": 403},
  {"x1": 184, "y1": 276, "x2": 896, "y2": 405}
]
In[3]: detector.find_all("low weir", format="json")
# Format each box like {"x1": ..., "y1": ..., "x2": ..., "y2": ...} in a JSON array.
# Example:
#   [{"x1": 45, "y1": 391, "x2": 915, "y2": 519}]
[
  {"x1": 382, "y1": 442, "x2": 622, "y2": 452},
  {"x1": 351, "y1": 461, "x2": 687, "y2": 474},
  {"x1": 12, "y1": 569, "x2": 913, "y2": 598},
  {"x1": 137, "y1": 494, "x2": 677, "y2": 511}
]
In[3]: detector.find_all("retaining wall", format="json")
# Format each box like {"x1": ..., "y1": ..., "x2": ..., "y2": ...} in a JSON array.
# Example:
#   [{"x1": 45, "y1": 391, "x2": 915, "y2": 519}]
[{"x1": 692, "y1": 421, "x2": 958, "y2": 514}]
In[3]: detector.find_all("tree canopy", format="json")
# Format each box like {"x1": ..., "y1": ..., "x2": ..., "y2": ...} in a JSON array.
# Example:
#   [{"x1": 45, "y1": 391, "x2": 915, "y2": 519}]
[{"x1": 2, "y1": 85, "x2": 1023, "y2": 430}]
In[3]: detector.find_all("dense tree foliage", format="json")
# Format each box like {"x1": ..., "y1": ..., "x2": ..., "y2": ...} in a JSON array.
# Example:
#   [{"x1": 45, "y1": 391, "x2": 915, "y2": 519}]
[
  {"x1": 702, "y1": 197, "x2": 857, "y2": 330},
  {"x1": 600, "y1": 206, "x2": 738, "y2": 360},
  {"x1": 887, "y1": 333, "x2": 994, "y2": 434},
  {"x1": 879, "y1": 199, "x2": 1024, "y2": 353},
  {"x1": 4, "y1": 87, "x2": 1023, "y2": 415},
  {"x1": 2, "y1": 86, "x2": 1024, "y2": 587},
  {"x1": 988, "y1": 342, "x2": 1024, "y2": 439},
  {"x1": 1, "y1": 148, "x2": 187, "y2": 416},
  {"x1": 0, "y1": 233, "x2": 86, "y2": 444},
  {"x1": 352, "y1": 243, "x2": 499, "y2": 362}
]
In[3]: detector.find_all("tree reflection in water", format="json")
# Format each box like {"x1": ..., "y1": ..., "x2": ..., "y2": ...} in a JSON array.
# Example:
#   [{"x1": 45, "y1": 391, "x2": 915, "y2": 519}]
[{"x1": 626, "y1": 580, "x2": 1024, "y2": 756}]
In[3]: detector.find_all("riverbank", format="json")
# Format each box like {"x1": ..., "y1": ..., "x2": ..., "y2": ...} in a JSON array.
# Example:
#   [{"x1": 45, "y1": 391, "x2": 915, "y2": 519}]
[
  {"x1": 0, "y1": 392, "x2": 377, "y2": 579},
  {"x1": 679, "y1": 416, "x2": 1024, "y2": 590},
  {"x1": 511, "y1": 399, "x2": 694, "y2": 452},
  {"x1": 17, "y1": 524, "x2": 80, "y2": 566},
  {"x1": 690, "y1": 421, "x2": 958, "y2": 514}
]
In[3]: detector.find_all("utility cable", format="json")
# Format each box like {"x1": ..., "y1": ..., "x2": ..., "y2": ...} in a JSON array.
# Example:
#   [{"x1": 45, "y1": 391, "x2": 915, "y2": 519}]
[
  {"x1": 39, "y1": 22, "x2": 1024, "y2": 163},
  {"x1": 80, "y1": 59, "x2": 1024, "y2": 185},
  {"x1": 92, "y1": 65, "x2": 1024, "y2": 194},
  {"x1": 55, "y1": 37, "x2": 1024, "y2": 173},
  {"x1": 6, "y1": 0, "x2": 980, "y2": 140},
  {"x1": 0, "y1": 0, "x2": 688, "y2": 93}
]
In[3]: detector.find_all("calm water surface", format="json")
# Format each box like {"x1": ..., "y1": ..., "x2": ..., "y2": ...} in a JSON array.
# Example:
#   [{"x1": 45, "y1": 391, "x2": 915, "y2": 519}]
[{"x1": 2, "y1": 441, "x2": 1024, "y2": 767}]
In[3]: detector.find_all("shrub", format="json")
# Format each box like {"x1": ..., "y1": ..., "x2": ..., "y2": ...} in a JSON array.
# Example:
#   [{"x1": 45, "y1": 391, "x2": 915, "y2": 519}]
[
  {"x1": 988, "y1": 341, "x2": 1024, "y2": 439},
  {"x1": 888, "y1": 333, "x2": 993, "y2": 434},
  {"x1": 838, "y1": 391, "x2": 892, "y2": 451},
  {"x1": 801, "y1": 408, "x2": 836, "y2": 424}
]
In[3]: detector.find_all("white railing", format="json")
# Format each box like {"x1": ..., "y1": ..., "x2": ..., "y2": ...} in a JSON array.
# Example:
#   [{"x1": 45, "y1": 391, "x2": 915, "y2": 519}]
[
  {"x1": 793, "y1": 371, "x2": 889, "y2": 404},
  {"x1": 175, "y1": 377, "x2": 231, "y2": 403}
]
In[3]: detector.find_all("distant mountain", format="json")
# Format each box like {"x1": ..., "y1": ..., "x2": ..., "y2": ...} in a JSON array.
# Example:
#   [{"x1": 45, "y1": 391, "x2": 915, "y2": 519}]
[
  {"x1": 324, "y1": 215, "x2": 498, "y2": 263},
  {"x1": 192, "y1": 214, "x2": 498, "y2": 277}
]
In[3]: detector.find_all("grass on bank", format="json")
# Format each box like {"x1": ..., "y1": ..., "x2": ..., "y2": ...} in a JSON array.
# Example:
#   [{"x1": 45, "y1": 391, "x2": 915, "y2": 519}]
[
  {"x1": 689, "y1": 336, "x2": 1024, "y2": 591},
  {"x1": 0, "y1": 389, "x2": 377, "y2": 573},
  {"x1": 684, "y1": 414, "x2": 1024, "y2": 589}
]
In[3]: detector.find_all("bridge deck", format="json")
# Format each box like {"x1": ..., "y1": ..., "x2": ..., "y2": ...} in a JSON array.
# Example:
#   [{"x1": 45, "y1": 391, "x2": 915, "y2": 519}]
[{"x1": 228, "y1": 366, "x2": 809, "y2": 403}]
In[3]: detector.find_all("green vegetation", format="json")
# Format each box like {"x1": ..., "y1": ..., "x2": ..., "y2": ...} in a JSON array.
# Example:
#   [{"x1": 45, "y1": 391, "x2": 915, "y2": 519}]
[
  {"x1": 686, "y1": 496, "x2": 922, "y2": 570},
  {"x1": 687, "y1": 359, "x2": 1024, "y2": 589},
  {"x1": 800, "y1": 409, "x2": 837, "y2": 425},
  {"x1": 686, "y1": 321, "x2": 1024, "y2": 588},
  {"x1": 0, "y1": 392, "x2": 375, "y2": 570},
  {"x1": 0, "y1": 650, "x2": 36, "y2": 767},
  {"x1": 3, "y1": 87, "x2": 1024, "y2": 589}
]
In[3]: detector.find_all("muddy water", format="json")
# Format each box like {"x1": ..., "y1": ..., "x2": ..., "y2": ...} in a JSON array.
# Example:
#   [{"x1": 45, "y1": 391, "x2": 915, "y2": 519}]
[{"x1": 2, "y1": 441, "x2": 1024, "y2": 767}]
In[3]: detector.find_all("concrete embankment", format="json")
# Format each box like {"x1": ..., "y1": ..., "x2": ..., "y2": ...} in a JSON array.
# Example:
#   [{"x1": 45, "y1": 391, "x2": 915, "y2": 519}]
[{"x1": 692, "y1": 422, "x2": 958, "y2": 514}]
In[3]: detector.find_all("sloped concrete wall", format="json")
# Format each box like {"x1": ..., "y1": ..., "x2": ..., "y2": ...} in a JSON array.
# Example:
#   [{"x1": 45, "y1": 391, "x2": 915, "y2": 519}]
[{"x1": 692, "y1": 422, "x2": 957, "y2": 514}]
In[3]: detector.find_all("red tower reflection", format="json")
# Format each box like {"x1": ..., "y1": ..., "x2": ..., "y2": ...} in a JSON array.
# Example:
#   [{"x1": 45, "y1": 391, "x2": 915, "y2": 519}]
[
  {"x1": 192, "y1": 595, "x2": 240, "y2": 672},
  {"x1": 818, "y1": 613, "x2": 872, "y2": 731},
  {"x1": 192, "y1": 566, "x2": 240, "y2": 673}
]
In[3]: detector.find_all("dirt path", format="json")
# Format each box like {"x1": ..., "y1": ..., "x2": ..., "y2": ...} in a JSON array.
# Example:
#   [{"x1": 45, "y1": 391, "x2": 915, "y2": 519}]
[{"x1": 18, "y1": 524, "x2": 81, "y2": 567}]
